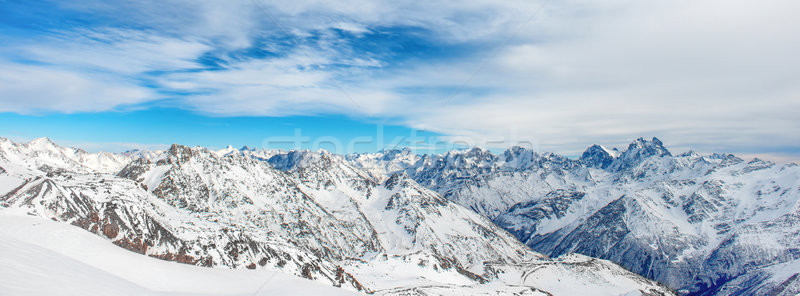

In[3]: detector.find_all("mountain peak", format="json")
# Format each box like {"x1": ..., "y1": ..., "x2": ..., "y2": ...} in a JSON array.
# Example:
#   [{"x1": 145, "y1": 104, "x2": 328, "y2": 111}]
[
  {"x1": 166, "y1": 144, "x2": 195, "y2": 163},
  {"x1": 461, "y1": 147, "x2": 495, "y2": 159},
  {"x1": 606, "y1": 137, "x2": 671, "y2": 171},
  {"x1": 504, "y1": 146, "x2": 534, "y2": 156},
  {"x1": 627, "y1": 137, "x2": 667, "y2": 152},
  {"x1": 580, "y1": 145, "x2": 618, "y2": 169},
  {"x1": 376, "y1": 147, "x2": 415, "y2": 161},
  {"x1": 30, "y1": 137, "x2": 54, "y2": 143},
  {"x1": 384, "y1": 147, "x2": 413, "y2": 153},
  {"x1": 267, "y1": 150, "x2": 327, "y2": 171},
  {"x1": 215, "y1": 145, "x2": 240, "y2": 156},
  {"x1": 26, "y1": 137, "x2": 63, "y2": 153},
  {"x1": 28, "y1": 137, "x2": 57, "y2": 147}
]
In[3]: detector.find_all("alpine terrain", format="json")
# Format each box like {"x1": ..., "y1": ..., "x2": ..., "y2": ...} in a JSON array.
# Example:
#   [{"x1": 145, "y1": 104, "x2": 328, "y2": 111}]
[
  {"x1": 349, "y1": 137, "x2": 800, "y2": 296},
  {"x1": 0, "y1": 137, "x2": 672, "y2": 296}
]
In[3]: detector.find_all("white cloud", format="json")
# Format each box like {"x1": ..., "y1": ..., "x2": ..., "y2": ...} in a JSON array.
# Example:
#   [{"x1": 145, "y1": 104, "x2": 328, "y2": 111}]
[
  {"x1": 332, "y1": 22, "x2": 370, "y2": 35},
  {"x1": 12, "y1": 28, "x2": 210, "y2": 75},
  {"x1": 56, "y1": 0, "x2": 260, "y2": 50},
  {"x1": 0, "y1": 62, "x2": 152, "y2": 113},
  {"x1": 339, "y1": 0, "x2": 800, "y2": 156},
  {"x1": 0, "y1": 28, "x2": 206, "y2": 114},
  {"x1": 162, "y1": 54, "x2": 399, "y2": 117},
  {"x1": 2, "y1": 0, "x2": 798, "y2": 157}
]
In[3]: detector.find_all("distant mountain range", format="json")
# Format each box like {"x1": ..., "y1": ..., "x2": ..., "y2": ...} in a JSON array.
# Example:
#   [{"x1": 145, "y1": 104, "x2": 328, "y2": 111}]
[{"x1": 1, "y1": 136, "x2": 797, "y2": 295}]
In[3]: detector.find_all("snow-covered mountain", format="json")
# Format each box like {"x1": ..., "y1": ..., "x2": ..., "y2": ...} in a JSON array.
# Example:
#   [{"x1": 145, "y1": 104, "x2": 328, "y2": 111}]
[
  {"x1": 0, "y1": 137, "x2": 131, "y2": 174},
  {"x1": 0, "y1": 137, "x2": 671, "y2": 296},
  {"x1": 351, "y1": 137, "x2": 800, "y2": 296},
  {"x1": 349, "y1": 145, "x2": 587, "y2": 219}
]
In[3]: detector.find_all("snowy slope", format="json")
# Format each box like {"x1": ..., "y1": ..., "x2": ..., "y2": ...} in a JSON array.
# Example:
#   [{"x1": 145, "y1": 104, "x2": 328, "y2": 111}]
[{"x1": 0, "y1": 213, "x2": 359, "y2": 296}]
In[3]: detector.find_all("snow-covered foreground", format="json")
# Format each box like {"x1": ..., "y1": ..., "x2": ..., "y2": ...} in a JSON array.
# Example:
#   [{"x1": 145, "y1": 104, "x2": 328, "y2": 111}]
[
  {"x1": 0, "y1": 213, "x2": 357, "y2": 296},
  {"x1": 0, "y1": 212, "x2": 668, "y2": 296}
]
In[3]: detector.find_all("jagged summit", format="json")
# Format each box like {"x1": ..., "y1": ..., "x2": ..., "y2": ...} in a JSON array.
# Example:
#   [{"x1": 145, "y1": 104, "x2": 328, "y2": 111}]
[
  {"x1": 26, "y1": 137, "x2": 61, "y2": 152},
  {"x1": 580, "y1": 144, "x2": 617, "y2": 169},
  {"x1": 28, "y1": 137, "x2": 57, "y2": 145},
  {"x1": 502, "y1": 146, "x2": 539, "y2": 169},
  {"x1": 267, "y1": 149, "x2": 326, "y2": 171},
  {"x1": 607, "y1": 137, "x2": 671, "y2": 171},
  {"x1": 626, "y1": 137, "x2": 670, "y2": 155},
  {"x1": 503, "y1": 145, "x2": 533, "y2": 155},
  {"x1": 377, "y1": 146, "x2": 413, "y2": 154},
  {"x1": 165, "y1": 143, "x2": 195, "y2": 163},
  {"x1": 122, "y1": 148, "x2": 163, "y2": 160},
  {"x1": 464, "y1": 146, "x2": 492, "y2": 156}
]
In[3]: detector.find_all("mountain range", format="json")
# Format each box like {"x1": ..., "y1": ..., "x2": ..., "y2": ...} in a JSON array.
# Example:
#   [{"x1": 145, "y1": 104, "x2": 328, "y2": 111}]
[
  {"x1": 0, "y1": 137, "x2": 671, "y2": 295},
  {"x1": 349, "y1": 137, "x2": 800, "y2": 295},
  {"x1": 1, "y1": 136, "x2": 798, "y2": 295}
]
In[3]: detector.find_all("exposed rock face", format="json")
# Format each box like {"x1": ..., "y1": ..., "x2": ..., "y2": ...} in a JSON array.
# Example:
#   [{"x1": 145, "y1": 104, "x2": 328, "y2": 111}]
[
  {"x1": 607, "y1": 137, "x2": 671, "y2": 171},
  {"x1": 493, "y1": 190, "x2": 586, "y2": 240},
  {"x1": 580, "y1": 145, "x2": 617, "y2": 169}
]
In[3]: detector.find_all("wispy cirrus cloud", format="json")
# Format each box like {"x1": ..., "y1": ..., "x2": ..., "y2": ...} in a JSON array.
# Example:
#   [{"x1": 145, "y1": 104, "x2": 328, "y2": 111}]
[{"x1": 0, "y1": 62, "x2": 152, "y2": 114}]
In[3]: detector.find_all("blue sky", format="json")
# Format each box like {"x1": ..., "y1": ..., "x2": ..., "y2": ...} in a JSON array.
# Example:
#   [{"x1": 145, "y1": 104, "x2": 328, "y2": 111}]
[
  {"x1": 0, "y1": 108, "x2": 444, "y2": 153},
  {"x1": 0, "y1": 0, "x2": 798, "y2": 161}
]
